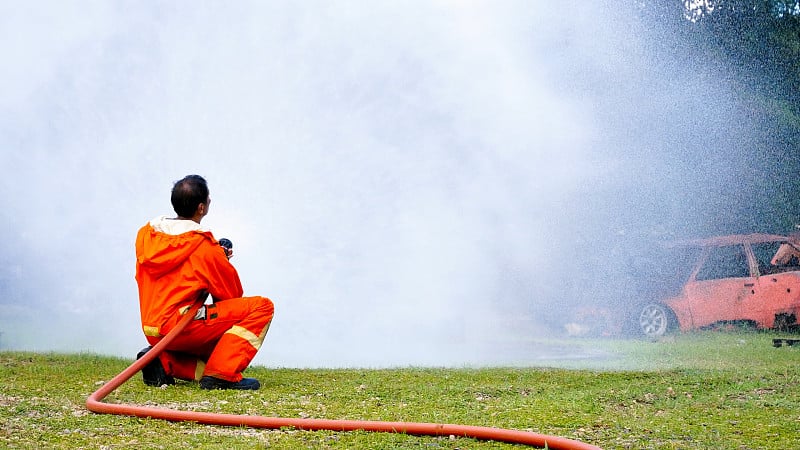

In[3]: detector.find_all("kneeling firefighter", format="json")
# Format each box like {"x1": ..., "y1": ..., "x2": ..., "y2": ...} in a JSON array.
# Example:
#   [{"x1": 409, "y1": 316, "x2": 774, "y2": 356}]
[{"x1": 135, "y1": 174, "x2": 274, "y2": 390}]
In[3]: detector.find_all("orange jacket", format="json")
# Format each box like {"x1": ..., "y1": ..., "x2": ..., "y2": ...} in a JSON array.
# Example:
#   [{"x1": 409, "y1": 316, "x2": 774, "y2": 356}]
[{"x1": 135, "y1": 216, "x2": 243, "y2": 337}]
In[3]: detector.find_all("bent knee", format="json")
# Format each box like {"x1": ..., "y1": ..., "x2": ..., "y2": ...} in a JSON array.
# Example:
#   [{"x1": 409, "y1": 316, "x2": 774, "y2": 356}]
[{"x1": 252, "y1": 295, "x2": 274, "y2": 315}]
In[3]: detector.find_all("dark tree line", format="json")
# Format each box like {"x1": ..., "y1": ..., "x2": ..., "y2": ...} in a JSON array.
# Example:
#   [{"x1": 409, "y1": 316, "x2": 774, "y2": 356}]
[
  {"x1": 632, "y1": 1, "x2": 800, "y2": 234},
  {"x1": 638, "y1": 1, "x2": 800, "y2": 124},
  {"x1": 691, "y1": 1, "x2": 799, "y2": 113}
]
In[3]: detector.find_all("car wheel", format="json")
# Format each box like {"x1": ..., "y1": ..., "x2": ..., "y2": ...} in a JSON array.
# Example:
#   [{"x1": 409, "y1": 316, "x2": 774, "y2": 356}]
[
  {"x1": 774, "y1": 313, "x2": 797, "y2": 332},
  {"x1": 639, "y1": 303, "x2": 671, "y2": 338}
]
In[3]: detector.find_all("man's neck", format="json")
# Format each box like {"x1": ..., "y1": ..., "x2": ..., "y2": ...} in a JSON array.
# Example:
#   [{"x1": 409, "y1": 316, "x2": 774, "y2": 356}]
[{"x1": 175, "y1": 216, "x2": 203, "y2": 224}]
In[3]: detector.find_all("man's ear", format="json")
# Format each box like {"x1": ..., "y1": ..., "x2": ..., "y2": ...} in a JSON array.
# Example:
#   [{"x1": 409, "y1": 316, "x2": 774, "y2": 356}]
[{"x1": 197, "y1": 203, "x2": 207, "y2": 216}]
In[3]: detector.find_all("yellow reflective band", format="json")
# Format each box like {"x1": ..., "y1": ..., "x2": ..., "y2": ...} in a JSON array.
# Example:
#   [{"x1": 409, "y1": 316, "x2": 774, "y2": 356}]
[
  {"x1": 179, "y1": 305, "x2": 191, "y2": 315},
  {"x1": 194, "y1": 359, "x2": 206, "y2": 381},
  {"x1": 259, "y1": 321, "x2": 271, "y2": 341},
  {"x1": 225, "y1": 325, "x2": 264, "y2": 350},
  {"x1": 143, "y1": 326, "x2": 161, "y2": 337}
]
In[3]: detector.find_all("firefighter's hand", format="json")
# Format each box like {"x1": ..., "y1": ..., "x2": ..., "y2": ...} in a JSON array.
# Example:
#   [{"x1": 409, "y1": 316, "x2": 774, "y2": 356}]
[{"x1": 218, "y1": 238, "x2": 234, "y2": 260}]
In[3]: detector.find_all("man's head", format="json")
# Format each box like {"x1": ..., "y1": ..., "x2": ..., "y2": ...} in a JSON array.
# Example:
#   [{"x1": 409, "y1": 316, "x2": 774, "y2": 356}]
[{"x1": 171, "y1": 174, "x2": 210, "y2": 222}]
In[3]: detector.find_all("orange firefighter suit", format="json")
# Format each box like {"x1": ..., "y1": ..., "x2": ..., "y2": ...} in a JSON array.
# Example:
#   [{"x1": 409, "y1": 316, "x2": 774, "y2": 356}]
[{"x1": 135, "y1": 215, "x2": 274, "y2": 382}]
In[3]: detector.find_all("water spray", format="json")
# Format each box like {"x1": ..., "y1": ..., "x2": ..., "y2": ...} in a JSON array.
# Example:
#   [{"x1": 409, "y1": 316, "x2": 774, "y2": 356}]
[{"x1": 86, "y1": 300, "x2": 601, "y2": 449}]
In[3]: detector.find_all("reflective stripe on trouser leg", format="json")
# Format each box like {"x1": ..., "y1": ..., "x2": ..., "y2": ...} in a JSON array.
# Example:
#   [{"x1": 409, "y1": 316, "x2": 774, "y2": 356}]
[
  {"x1": 194, "y1": 360, "x2": 206, "y2": 381},
  {"x1": 203, "y1": 297, "x2": 274, "y2": 382},
  {"x1": 225, "y1": 323, "x2": 270, "y2": 350}
]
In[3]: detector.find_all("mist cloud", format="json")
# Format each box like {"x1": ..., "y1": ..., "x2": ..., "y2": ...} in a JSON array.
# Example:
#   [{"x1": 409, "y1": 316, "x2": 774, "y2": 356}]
[{"x1": 0, "y1": 2, "x2": 763, "y2": 367}]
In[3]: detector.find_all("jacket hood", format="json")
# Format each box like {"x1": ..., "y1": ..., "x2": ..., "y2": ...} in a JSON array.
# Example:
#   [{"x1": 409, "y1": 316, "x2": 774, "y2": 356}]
[{"x1": 136, "y1": 215, "x2": 215, "y2": 277}]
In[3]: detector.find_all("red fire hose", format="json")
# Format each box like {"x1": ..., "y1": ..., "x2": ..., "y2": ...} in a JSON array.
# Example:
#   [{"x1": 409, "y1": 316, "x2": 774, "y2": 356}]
[{"x1": 86, "y1": 302, "x2": 601, "y2": 450}]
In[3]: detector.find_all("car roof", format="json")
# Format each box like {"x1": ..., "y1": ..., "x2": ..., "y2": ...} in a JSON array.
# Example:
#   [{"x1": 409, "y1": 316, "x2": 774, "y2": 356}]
[{"x1": 666, "y1": 233, "x2": 793, "y2": 248}]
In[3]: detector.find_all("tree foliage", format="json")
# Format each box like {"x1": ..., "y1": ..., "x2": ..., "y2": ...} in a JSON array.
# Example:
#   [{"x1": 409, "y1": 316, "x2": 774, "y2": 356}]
[
  {"x1": 692, "y1": 1, "x2": 798, "y2": 94},
  {"x1": 691, "y1": 2, "x2": 800, "y2": 233},
  {"x1": 639, "y1": 1, "x2": 799, "y2": 119},
  {"x1": 633, "y1": 1, "x2": 800, "y2": 234},
  {"x1": 693, "y1": 2, "x2": 796, "y2": 112}
]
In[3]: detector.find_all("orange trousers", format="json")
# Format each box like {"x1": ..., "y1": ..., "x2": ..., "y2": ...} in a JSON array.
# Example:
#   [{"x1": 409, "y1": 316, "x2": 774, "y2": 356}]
[{"x1": 146, "y1": 296, "x2": 274, "y2": 382}]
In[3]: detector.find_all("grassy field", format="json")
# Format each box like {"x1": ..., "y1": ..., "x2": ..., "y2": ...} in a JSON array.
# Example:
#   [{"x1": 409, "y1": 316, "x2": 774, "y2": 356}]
[{"x1": 2, "y1": 331, "x2": 799, "y2": 449}]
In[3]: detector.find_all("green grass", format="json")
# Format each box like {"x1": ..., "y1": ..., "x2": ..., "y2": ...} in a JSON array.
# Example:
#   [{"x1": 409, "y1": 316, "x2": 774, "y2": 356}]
[{"x1": 2, "y1": 331, "x2": 800, "y2": 449}]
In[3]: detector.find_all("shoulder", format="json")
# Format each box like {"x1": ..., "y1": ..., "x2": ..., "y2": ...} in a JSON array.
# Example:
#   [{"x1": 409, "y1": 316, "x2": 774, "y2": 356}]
[{"x1": 193, "y1": 233, "x2": 228, "y2": 258}]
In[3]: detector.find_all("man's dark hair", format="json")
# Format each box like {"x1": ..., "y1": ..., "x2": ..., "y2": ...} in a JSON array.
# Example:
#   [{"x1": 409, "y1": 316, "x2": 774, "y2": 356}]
[{"x1": 171, "y1": 175, "x2": 209, "y2": 218}]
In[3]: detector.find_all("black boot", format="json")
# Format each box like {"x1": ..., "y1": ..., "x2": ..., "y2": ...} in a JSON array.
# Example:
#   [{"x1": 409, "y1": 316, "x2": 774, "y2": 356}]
[
  {"x1": 199, "y1": 375, "x2": 260, "y2": 390},
  {"x1": 136, "y1": 346, "x2": 175, "y2": 387}
]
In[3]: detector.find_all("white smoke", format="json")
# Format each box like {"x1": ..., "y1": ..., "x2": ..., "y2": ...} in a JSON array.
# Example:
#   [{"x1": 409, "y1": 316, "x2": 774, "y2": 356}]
[{"x1": 0, "y1": 2, "x2": 752, "y2": 367}]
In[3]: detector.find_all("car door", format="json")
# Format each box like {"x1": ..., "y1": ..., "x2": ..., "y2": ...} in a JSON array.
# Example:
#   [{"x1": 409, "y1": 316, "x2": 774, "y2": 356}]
[
  {"x1": 750, "y1": 240, "x2": 800, "y2": 328},
  {"x1": 683, "y1": 243, "x2": 755, "y2": 328}
]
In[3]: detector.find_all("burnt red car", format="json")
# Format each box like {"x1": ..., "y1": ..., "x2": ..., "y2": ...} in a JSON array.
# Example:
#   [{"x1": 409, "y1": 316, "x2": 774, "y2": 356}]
[{"x1": 638, "y1": 233, "x2": 800, "y2": 338}]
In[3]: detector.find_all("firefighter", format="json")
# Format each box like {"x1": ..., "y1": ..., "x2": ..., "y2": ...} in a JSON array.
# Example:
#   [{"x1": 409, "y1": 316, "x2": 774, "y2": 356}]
[
  {"x1": 771, "y1": 240, "x2": 800, "y2": 266},
  {"x1": 135, "y1": 174, "x2": 274, "y2": 390}
]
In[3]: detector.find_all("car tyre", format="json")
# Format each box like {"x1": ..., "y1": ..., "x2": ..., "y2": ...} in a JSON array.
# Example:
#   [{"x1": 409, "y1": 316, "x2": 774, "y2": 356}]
[{"x1": 639, "y1": 303, "x2": 672, "y2": 338}]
